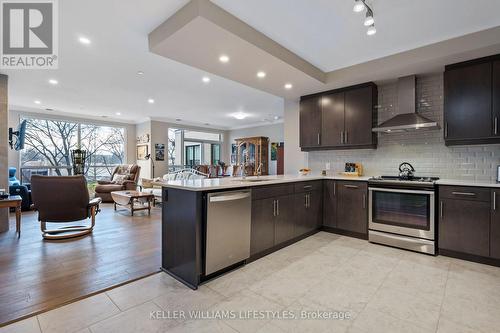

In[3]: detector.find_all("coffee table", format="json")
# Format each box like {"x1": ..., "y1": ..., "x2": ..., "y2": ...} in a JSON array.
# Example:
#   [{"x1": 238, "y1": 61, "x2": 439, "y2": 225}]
[
  {"x1": 0, "y1": 195, "x2": 22, "y2": 237},
  {"x1": 111, "y1": 191, "x2": 155, "y2": 216}
]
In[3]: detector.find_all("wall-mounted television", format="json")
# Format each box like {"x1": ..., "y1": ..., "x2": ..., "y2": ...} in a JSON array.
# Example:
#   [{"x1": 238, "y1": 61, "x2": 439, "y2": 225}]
[{"x1": 9, "y1": 120, "x2": 27, "y2": 151}]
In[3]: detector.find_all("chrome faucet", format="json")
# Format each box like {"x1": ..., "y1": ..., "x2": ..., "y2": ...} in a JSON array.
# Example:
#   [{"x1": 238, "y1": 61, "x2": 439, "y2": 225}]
[{"x1": 237, "y1": 141, "x2": 249, "y2": 179}]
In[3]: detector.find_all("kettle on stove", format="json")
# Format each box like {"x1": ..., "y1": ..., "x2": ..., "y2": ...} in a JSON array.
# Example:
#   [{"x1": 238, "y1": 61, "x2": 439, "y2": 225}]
[{"x1": 398, "y1": 162, "x2": 415, "y2": 180}]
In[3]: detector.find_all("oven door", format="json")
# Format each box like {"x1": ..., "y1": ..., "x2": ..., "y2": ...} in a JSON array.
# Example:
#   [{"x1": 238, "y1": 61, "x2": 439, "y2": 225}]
[{"x1": 369, "y1": 187, "x2": 435, "y2": 240}]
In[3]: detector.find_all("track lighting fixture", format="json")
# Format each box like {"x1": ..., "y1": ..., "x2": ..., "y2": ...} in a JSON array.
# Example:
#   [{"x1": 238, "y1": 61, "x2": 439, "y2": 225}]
[{"x1": 353, "y1": 0, "x2": 376, "y2": 36}]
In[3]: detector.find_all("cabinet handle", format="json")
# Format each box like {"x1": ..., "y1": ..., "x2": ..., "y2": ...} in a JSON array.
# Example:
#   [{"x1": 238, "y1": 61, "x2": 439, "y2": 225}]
[
  {"x1": 304, "y1": 194, "x2": 308, "y2": 208},
  {"x1": 273, "y1": 200, "x2": 276, "y2": 217},
  {"x1": 451, "y1": 191, "x2": 476, "y2": 197},
  {"x1": 317, "y1": 133, "x2": 321, "y2": 145},
  {"x1": 444, "y1": 122, "x2": 448, "y2": 138},
  {"x1": 440, "y1": 201, "x2": 444, "y2": 219},
  {"x1": 340, "y1": 131, "x2": 344, "y2": 144},
  {"x1": 345, "y1": 131, "x2": 348, "y2": 143},
  {"x1": 333, "y1": 182, "x2": 336, "y2": 196},
  {"x1": 362, "y1": 194, "x2": 366, "y2": 209},
  {"x1": 495, "y1": 117, "x2": 498, "y2": 135},
  {"x1": 303, "y1": 185, "x2": 313, "y2": 191},
  {"x1": 494, "y1": 192, "x2": 497, "y2": 212},
  {"x1": 344, "y1": 185, "x2": 359, "y2": 189},
  {"x1": 276, "y1": 200, "x2": 280, "y2": 216}
]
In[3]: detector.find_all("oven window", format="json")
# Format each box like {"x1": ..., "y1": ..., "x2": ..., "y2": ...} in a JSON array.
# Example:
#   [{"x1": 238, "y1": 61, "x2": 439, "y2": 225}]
[{"x1": 372, "y1": 191, "x2": 430, "y2": 230}]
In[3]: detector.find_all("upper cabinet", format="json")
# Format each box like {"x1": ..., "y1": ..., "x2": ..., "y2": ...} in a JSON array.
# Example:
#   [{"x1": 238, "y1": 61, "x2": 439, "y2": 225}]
[
  {"x1": 299, "y1": 96, "x2": 322, "y2": 148},
  {"x1": 300, "y1": 83, "x2": 377, "y2": 151},
  {"x1": 444, "y1": 55, "x2": 500, "y2": 145}
]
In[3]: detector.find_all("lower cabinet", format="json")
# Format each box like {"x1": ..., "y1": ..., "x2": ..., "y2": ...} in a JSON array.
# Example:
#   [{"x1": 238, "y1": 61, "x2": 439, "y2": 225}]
[
  {"x1": 491, "y1": 189, "x2": 500, "y2": 260},
  {"x1": 251, "y1": 197, "x2": 276, "y2": 256},
  {"x1": 274, "y1": 194, "x2": 295, "y2": 245},
  {"x1": 324, "y1": 181, "x2": 368, "y2": 236},
  {"x1": 250, "y1": 182, "x2": 322, "y2": 256},
  {"x1": 438, "y1": 186, "x2": 491, "y2": 258},
  {"x1": 294, "y1": 190, "x2": 322, "y2": 237}
]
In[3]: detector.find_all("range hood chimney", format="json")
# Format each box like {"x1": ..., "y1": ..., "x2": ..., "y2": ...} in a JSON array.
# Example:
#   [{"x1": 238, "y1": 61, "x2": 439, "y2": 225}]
[{"x1": 372, "y1": 75, "x2": 440, "y2": 133}]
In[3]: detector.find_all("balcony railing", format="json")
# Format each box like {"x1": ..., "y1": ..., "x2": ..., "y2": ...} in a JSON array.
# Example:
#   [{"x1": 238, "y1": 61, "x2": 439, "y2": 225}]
[{"x1": 20, "y1": 165, "x2": 120, "y2": 184}]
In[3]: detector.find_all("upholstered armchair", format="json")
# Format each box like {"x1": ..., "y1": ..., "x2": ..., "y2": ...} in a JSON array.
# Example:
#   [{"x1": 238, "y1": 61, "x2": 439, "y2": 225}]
[
  {"x1": 94, "y1": 164, "x2": 141, "y2": 202},
  {"x1": 8, "y1": 167, "x2": 32, "y2": 211},
  {"x1": 31, "y1": 175, "x2": 101, "y2": 240}
]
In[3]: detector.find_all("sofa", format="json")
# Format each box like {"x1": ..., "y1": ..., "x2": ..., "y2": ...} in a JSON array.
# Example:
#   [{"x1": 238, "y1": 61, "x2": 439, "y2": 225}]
[
  {"x1": 94, "y1": 164, "x2": 141, "y2": 202},
  {"x1": 142, "y1": 169, "x2": 207, "y2": 203},
  {"x1": 9, "y1": 167, "x2": 32, "y2": 211}
]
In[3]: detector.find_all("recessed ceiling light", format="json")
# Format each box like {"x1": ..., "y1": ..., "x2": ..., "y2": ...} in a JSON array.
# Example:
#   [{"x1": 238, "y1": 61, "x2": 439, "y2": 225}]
[
  {"x1": 274, "y1": 115, "x2": 280, "y2": 120},
  {"x1": 148, "y1": 98, "x2": 155, "y2": 104},
  {"x1": 219, "y1": 55, "x2": 230, "y2": 63},
  {"x1": 367, "y1": 25, "x2": 377, "y2": 36},
  {"x1": 353, "y1": 0, "x2": 365, "y2": 12},
  {"x1": 284, "y1": 83, "x2": 293, "y2": 90},
  {"x1": 204, "y1": 123, "x2": 210, "y2": 126},
  {"x1": 48, "y1": 79, "x2": 58, "y2": 85},
  {"x1": 202, "y1": 76, "x2": 211, "y2": 83},
  {"x1": 116, "y1": 112, "x2": 121, "y2": 116},
  {"x1": 257, "y1": 71, "x2": 266, "y2": 78},
  {"x1": 175, "y1": 118, "x2": 182, "y2": 122},
  {"x1": 34, "y1": 100, "x2": 41, "y2": 105},
  {"x1": 232, "y1": 112, "x2": 249, "y2": 120},
  {"x1": 45, "y1": 108, "x2": 54, "y2": 111},
  {"x1": 137, "y1": 71, "x2": 144, "y2": 75},
  {"x1": 78, "y1": 36, "x2": 91, "y2": 45}
]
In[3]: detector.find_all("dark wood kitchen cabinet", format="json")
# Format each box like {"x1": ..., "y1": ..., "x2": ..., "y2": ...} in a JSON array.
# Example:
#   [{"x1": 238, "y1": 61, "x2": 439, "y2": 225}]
[
  {"x1": 444, "y1": 54, "x2": 500, "y2": 146},
  {"x1": 250, "y1": 197, "x2": 276, "y2": 256},
  {"x1": 294, "y1": 181, "x2": 323, "y2": 237},
  {"x1": 336, "y1": 181, "x2": 368, "y2": 236},
  {"x1": 300, "y1": 83, "x2": 377, "y2": 151},
  {"x1": 250, "y1": 184, "x2": 302, "y2": 256},
  {"x1": 299, "y1": 96, "x2": 322, "y2": 148},
  {"x1": 491, "y1": 189, "x2": 500, "y2": 260},
  {"x1": 274, "y1": 194, "x2": 295, "y2": 245},
  {"x1": 438, "y1": 186, "x2": 491, "y2": 257},
  {"x1": 323, "y1": 180, "x2": 337, "y2": 228}
]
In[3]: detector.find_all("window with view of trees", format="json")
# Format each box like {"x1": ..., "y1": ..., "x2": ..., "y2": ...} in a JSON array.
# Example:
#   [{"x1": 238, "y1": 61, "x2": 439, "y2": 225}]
[{"x1": 20, "y1": 117, "x2": 125, "y2": 182}]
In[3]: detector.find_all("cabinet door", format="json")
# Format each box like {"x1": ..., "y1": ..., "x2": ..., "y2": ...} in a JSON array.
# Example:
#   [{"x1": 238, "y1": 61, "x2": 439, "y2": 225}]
[
  {"x1": 275, "y1": 194, "x2": 295, "y2": 244},
  {"x1": 336, "y1": 182, "x2": 368, "y2": 235},
  {"x1": 493, "y1": 61, "x2": 500, "y2": 137},
  {"x1": 321, "y1": 92, "x2": 344, "y2": 146},
  {"x1": 299, "y1": 96, "x2": 322, "y2": 148},
  {"x1": 344, "y1": 86, "x2": 375, "y2": 146},
  {"x1": 444, "y1": 62, "x2": 492, "y2": 141},
  {"x1": 439, "y1": 198, "x2": 490, "y2": 257},
  {"x1": 308, "y1": 190, "x2": 323, "y2": 230},
  {"x1": 491, "y1": 190, "x2": 500, "y2": 259},
  {"x1": 323, "y1": 180, "x2": 337, "y2": 228},
  {"x1": 251, "y1": 198, "x2": 275, "y2": 255},
  {"x1": 294, "y1": 193, "x2": 309, "y2": 237}
]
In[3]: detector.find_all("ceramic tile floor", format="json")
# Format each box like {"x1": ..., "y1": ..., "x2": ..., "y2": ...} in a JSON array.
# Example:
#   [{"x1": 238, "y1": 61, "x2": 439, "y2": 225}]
[{"x1": 2, "y1": 232, "x2": 500, "y2": 333}]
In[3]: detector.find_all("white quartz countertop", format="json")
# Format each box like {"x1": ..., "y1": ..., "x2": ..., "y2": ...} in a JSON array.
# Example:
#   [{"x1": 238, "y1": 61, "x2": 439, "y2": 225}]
[
  {"x1": 436, "y1": 179, "x2": 500, "y2": 188},
  {"x1": 156, "y1": 174, "x2": 371, "y2": 191}
]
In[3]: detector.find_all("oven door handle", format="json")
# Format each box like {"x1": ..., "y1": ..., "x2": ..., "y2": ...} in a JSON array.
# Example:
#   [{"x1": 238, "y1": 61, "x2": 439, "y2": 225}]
[{"x1": 368, "y1": 187, "x2": 435, "y2": 195}]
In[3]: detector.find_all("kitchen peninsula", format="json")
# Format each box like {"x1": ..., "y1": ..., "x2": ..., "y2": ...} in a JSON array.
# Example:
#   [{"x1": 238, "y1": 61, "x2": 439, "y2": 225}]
[{"x1": 160, "y1": 174, "x2": 369, "y2": 289}]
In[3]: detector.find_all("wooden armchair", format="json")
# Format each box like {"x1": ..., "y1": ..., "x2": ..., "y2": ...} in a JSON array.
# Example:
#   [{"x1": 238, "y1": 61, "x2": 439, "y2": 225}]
[{"x1": 31, "y1": 175, "x2": 101, "y2": 240}]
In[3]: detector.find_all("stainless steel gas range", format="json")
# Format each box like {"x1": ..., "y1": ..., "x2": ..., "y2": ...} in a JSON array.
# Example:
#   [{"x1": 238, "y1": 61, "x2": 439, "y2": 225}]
[{"x1": 368, "y1": 173, "x2": 439, "y2": 255}]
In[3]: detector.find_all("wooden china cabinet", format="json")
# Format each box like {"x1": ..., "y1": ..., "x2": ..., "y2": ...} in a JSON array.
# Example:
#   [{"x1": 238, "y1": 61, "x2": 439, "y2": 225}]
[{"x1": 234, "y1": 136, "x2": 269, "y2": 176}]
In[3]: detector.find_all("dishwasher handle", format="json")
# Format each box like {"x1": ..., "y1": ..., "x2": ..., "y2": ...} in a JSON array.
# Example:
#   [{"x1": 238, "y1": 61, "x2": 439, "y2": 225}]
[{"x1": 209, "y1": 191, "x2": 251, "y2": 203}]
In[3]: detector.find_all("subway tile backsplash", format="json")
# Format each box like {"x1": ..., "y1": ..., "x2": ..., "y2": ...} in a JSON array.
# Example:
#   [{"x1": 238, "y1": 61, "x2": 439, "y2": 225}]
[{"x1": 308, "y1": 73, "x2": 500, "y2": 181}]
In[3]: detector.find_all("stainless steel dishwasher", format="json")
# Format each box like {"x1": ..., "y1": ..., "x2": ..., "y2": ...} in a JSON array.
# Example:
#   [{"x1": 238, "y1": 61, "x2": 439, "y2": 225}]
[{"x1": 205, "y1": 190, "x2": 252, "y2": 275}]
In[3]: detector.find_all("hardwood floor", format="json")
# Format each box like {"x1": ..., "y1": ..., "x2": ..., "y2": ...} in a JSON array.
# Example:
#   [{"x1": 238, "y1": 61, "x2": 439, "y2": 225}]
[{"x1": 0, "y1": 203, "x2": 161, "y2": 327}]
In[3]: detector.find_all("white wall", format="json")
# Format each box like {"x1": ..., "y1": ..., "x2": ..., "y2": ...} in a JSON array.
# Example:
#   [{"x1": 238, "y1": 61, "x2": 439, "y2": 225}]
[
  {"x1": 8, "y1": 109, "x2": 137, "y2": 173},
  {"x1": 227, "y1": 123, "x2": 284, "y2": 175},
  {"x1": 284, "y1": 99, "x2": 308, "y2": 175},
  {"x1": 135, "y1": 121, "x2": 152, "y2": 179}
]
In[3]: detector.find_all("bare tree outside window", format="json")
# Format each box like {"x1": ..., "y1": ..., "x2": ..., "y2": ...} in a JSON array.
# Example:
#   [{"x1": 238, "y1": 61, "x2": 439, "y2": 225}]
[{"x1": 20, "y1": 118, "x2": 125, "y2": 182}]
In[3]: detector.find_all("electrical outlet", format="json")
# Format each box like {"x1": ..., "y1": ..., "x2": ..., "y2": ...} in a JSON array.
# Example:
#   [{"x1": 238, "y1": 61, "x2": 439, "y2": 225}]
[{"x1": 325, "y1": 163, "x2": 331, "y2": 170}]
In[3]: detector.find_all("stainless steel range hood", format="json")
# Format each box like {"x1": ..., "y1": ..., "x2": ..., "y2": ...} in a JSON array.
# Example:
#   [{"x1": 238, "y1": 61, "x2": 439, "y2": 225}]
[{"x1": 372, "y1": 75, "x2": 440, "y2": 133}]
